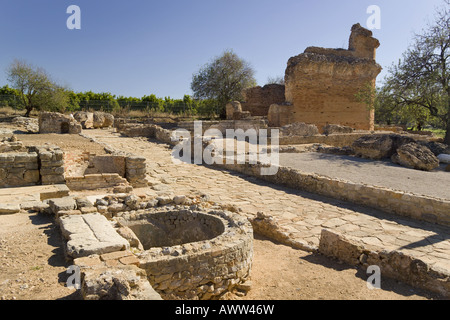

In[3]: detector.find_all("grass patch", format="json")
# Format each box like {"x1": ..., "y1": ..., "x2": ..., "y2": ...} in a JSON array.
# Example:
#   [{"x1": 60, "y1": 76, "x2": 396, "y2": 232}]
[{"x1": 428, "y1": 129, "x2": 446, "y2": 139}]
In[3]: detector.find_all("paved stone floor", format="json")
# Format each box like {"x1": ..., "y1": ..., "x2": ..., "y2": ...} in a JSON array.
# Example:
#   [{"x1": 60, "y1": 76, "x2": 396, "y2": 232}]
[
  {"x1": 280, "y1": 152, "x2": 450, "y2": 200},
  {"x1": 83, "y1": 129, "x2": 450, "y2": 273}
]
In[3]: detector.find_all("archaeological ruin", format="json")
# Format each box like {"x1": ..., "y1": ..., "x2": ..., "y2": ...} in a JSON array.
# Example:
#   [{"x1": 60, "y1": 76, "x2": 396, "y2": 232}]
[
  {"x1": 0, "y1": 21, "x2": 449, "y2": 302},
  {"x1": 233, "y1": 23, "x2": 382, "y2": 132}
]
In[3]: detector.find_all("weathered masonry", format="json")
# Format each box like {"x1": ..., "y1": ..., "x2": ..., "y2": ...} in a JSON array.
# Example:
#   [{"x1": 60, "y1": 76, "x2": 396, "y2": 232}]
[{"x1": 244, "y1": 23, "x2": 382, "y2": 131}]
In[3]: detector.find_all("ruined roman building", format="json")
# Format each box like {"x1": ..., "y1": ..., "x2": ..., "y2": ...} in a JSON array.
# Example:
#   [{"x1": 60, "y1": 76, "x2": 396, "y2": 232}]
[
  {"x1": 241, "y1": 84, "x2": 286, "y2": 117},
  {"x1": 243, "y1": 23, "x2": 382, "y2": 131}
]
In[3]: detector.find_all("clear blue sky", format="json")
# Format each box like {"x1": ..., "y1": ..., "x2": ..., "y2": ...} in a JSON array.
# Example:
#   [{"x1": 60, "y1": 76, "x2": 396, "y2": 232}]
[{"x1": 0, "y1": 0, "x2": 445, "y2": 99}]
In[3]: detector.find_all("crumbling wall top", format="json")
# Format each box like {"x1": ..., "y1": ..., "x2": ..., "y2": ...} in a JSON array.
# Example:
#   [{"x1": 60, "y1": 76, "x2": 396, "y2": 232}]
[
  {"x1": 348, "y1": 23, "x2": 380, "y2": 60},
  {"x1": 303, "y1": 23, "x2": 380, "y2": 61}
]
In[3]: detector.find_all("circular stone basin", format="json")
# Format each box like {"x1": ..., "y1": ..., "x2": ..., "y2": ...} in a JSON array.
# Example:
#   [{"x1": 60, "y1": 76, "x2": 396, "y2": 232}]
[
  {"x1": 122, "y1": 209, "x2": 225, "y2": 250},
  {"x1": 115, "y1": 206, "x2": 253, "y2": 300}
]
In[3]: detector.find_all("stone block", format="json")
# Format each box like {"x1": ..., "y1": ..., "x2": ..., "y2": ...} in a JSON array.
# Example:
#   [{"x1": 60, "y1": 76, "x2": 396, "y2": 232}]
[
  {"x1": 80, "y1": 265, "x2": 162, "y2": 300},
  {"x1": 14, "y1": 153, "x2": 38, "y2": 163},
  {"x1": 56, "y1": 209, "x2": 83, "y2": 218},
  {"x1": 23, "y1": 170, "x2": 40, "y2": 183},
  {"x1": 59, "y1": 213, "x2": 129, "y2": 258},
  {"x1": 40, "y1": 184, "x2": 70, "y2": 201},
  {"x1": 41, "y1": 175, "x2": 66, "y2": 185},
  {"x1": 73, "y1": 112, "x2": 94, "y2": 129},
  {"x1": 116, "y1": 226, "x2": 144, "y2": 250},
  {"x1": 48, "y1": 197, "x2": 77, "y2": 215},
  {"x1": 0, "y1": 154, "x2": 15, "y2": 163},
  {"x1": 0, "y1": 204, "x2": 21, "y2": 215},
  {"x1": 80, "y1": 207, "x2": 98, "y2": 214},
  {"x1": 119, "y1": 255, "x2": 140, "y2": 267},
  {"x1": 100, "y1": 250, "x2": 132, "y2": 262},
  {"x1": 74, "y1": 255, "x2": 102, "y2": 268},
  {"x1": 75, "y1": 196, "x2": 95, "y2": 208}
]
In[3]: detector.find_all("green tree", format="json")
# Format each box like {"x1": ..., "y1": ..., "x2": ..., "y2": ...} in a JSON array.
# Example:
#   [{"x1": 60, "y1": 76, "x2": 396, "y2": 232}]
[
  {"x1": 191, "y1": 50, "x2": 257, "y2": 118},
  {"x1": 380, "y1": 1, "x2": 449, "y2": 143},
  {"x1": 6, "y1": 59, "x2": 70, "y2": 117},
  {"x1": 0, "y1": 84, "x2": 20, "y2": 96}
]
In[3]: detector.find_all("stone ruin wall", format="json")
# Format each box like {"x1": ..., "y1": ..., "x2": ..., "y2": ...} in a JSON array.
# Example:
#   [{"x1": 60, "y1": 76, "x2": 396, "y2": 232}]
[
  {"x1": 0, "y1": 144, "x2": 65, "y2": 188},
  {"x1": 39, "y1": 112, "x2": 82, "y2": 134},
  {"x1": 38, "y1": 111, "x2": 114, "y2": 135},
  {"x1": 64, "y1": 150, "x2": 147, "y2": 190},
  {"x1": 241, "y1": 84, "x2": 285, "y2": 117},
  {"x1": 243, "y1": 23, "x2": 382, "y2": 132}
]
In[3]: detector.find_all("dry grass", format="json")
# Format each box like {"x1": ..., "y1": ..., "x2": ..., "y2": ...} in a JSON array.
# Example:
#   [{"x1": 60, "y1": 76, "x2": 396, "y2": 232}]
[{"x1": 0, "y1": 106, "x2": 39, "y2": 117}]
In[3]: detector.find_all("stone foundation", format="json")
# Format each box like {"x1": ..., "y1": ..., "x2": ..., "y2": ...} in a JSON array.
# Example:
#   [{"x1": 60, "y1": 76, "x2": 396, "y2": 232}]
[
  {"x1": 120, "y1": 207, "x2": 253, "y2": 300},
  {"x1": 29, "y1": 145, "x2": 66, "y2": 185},
  {"x1": 64, "y1": 148, "x2": 147, "y2": 190},
  {"x1": 0, "y1": 152, "x2": 39, "y2": 187},
  {"x1": 66, "y1": 174, "x2": 129, "y2": 191},
  {"x1": 0, "y1": 144, "x2": 65, "y2": 188},
  {"x1": 57, "y1": 193, "x2": 254, "y2": 300},
  {"x1": 241, "y1": 84, "x2": 286, "y2": 117},
  {"x1": 39, "y1": 111, "x2": 82, "y2": 134},
  {"x1": 319, "y1": 229, "x2": 450, "y2": 298}
]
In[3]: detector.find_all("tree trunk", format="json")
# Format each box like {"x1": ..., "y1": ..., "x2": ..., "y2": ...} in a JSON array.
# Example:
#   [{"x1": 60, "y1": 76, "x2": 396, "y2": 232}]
[
  {"x1": 25, "y1": 105, "x2": 32, "y2": 117},
  {"x1": 444, "y1": 113, "x2": 450, "y2": 145},
  {"x1": 445, "y1": 89, "x2": 450, "y2": 145}
]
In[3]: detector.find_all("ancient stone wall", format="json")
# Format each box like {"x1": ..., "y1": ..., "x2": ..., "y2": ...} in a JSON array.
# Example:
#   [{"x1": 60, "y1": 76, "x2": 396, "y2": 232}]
[
  {"x1": 0, "y1": 145, "x2": 66, "y2": 188},
  {"x1": 131, "y1": 208, "x2": 254, "y2": 300},
  {"x1": 241, "y1": 84, "x2": 286, "y2": 117},
  {"x1": 267, "y1": 23, "x2": 381, "y2": 131},
  {"x1": 66, "y1": 173, "x2": 128, "y2": 191},
  {"x1": 125, "y1": 156, "x2": 148, "y2": 188},
  {"x1": 0, "y1": 153, "x2": 40, "y2": 187},
  {"x1": 29, "y1": 145, "x2": 66, "y2": 185},
  {"x1": 319, "y1": 229, "x2": 450, "y2": 298},
  {"x1": 39, "y1": 112, "x2": 82, "y2": 134},
  {"x1": 64, "y1": 151, "x2": 144, "y2": 190}
]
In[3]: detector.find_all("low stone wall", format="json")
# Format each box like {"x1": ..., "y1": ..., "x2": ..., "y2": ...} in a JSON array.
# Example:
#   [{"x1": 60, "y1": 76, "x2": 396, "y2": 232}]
[
  {"x1": 277, "y1": 132, "x2": 439, "y2": 147},
  {"x1": 319, "y1": 229, "x2": 450, "y2": 298},
  {"x1": 178, "y1": 120, "x2": 269, "y2": 136},
  {"x1": 39, "y1": 111, "x2": 81, "y2": 134},
  {"x1": 66, "y1": 173, "x2": 129, "y2": 191},
  {"x1": 124, "y1": 208, "x2": 254, "y2": 300},
  {"x1": 214, "y1": 160, "x2": 450, "y2": 227},
  {"x1": 29, "y1": 145, "x2": 66, "y2": 185},
  {"x1": 125, "y1": 156, "x2": 147, "y2": 188},
  {"x1": 0, "y1": 145, "x2": 65, "y2": 188},
  {"x1": 0, "y1": 152, "x2": 40, "y2": 187},
  {"x1": 117, "y1": 120, "x2": 269, "y2": 145},
  {"x1": 77, "y1": 132, "x2": 148, "y2": 188},
  {"x1": 76, "y1": 259, "x2": 163, "y2": 300}
]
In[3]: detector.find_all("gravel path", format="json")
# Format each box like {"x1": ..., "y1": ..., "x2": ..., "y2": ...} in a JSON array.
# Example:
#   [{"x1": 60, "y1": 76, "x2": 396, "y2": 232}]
[{"x1": 280, "y1": 153, "x2": 450, "y2": 200}]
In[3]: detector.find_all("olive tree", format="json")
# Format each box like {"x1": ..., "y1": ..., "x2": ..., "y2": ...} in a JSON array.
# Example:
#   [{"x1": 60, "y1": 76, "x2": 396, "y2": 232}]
[
  {"x1": 191, "y1": 50, "x2": 257, "y2": 118},
  {"x1": 381, "y1": 1, "x2": 449, "y2": 143},
  {"x1": 6, "y1": 59, "x2": 69, "y2": 117}
]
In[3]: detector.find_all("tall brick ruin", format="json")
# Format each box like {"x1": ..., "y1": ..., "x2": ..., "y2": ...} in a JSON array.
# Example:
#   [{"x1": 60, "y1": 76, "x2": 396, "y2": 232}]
[{"x1": 244, "y1": 23, "x2": 382, "y2": 132}]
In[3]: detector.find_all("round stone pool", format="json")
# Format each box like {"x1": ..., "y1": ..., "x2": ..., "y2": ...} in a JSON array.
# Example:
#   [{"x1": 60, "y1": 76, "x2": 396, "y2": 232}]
[{"x1": 115, "y1": 206, "x2": 253, "y2": 300}]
